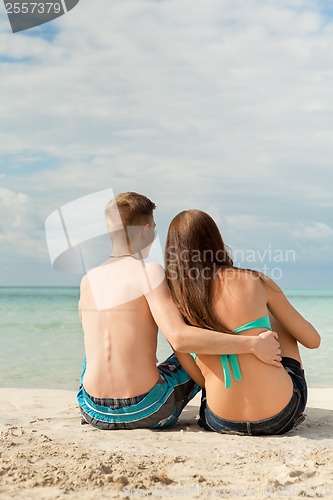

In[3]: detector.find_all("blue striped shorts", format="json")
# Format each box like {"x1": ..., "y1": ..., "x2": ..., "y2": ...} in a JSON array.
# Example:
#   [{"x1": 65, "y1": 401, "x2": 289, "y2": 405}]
[{"x1": 77, "y1": 354, "x2": 201, "y2": 430}]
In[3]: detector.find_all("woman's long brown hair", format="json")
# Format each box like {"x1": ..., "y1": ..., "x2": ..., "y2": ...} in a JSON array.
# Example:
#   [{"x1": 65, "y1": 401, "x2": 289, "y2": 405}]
[{"x1": 165, "y1": 209, "x2": 236, "y2": 334}]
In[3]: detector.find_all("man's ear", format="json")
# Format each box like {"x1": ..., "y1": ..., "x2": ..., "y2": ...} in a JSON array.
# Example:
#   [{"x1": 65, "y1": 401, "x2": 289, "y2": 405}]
[{"x1": 142, "y1": 224, "x2": 150, "y2": 240}]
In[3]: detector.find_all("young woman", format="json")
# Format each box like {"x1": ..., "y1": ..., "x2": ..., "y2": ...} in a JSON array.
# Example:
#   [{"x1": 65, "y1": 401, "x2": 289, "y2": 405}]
[{"x1": 165, "y1": 210, "x2": 320, "y2": 436}]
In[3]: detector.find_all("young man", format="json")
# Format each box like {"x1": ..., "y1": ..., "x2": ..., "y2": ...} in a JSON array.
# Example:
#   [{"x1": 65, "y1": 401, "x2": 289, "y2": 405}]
[{"x1": 77, "y1": 192, "x2": 281, "y2": 430}]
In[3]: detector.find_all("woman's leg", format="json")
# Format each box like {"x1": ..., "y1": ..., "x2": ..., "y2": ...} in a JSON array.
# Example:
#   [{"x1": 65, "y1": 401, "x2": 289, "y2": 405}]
[
  {"x1": 269, "y1": 313, "x2": 308, "y2": 423},
  {"x1": 269, "y1": 313, "x2": 303, "y2": 367}
]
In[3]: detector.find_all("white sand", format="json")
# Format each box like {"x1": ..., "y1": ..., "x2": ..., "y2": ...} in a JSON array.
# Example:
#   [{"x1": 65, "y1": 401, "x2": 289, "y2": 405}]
[{"x1": 0, "y1": 388, "x2": 332, "y2": 499}]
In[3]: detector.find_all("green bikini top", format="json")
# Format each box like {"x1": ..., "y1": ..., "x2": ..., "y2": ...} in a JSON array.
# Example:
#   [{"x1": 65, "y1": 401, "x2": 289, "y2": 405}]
[{"x1": 193, "y1": 314, "x2": 272, "y2": 389}]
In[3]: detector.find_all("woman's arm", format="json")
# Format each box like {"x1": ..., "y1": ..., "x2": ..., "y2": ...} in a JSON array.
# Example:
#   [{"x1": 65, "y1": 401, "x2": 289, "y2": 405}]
[
  {"x1": 260, "y1": 274, "x2": 321, "y2": 349},
  {"x1": 173, "y1": 352, "x2": 205, "y2": 387}
]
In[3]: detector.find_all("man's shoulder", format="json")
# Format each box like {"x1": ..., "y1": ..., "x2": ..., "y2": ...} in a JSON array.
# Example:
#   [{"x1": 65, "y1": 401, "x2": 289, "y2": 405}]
[
  {"x1": 80, "y1": 273, "x2": 89, "y2": 290},
  {"x1": 144, "y1": 261, "x2": 165, "y2": 274},
  {"x1": 80, "y1": 260, "x2": 166, "y2": 310},
  {"x1": 141, "y1": 261, "x2": 166, "y2": 294}
]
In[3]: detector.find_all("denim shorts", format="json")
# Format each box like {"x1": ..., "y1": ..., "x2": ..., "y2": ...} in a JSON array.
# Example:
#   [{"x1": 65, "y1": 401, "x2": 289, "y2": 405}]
[{"x1": 198, "y1": 357, "x2": 307, "y2": 436}]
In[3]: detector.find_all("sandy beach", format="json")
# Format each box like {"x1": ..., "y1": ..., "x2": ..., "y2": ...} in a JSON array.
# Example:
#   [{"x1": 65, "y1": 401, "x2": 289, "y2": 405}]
[{"x1": 0, "y1": 388, "x2": 332, "y2": 499}]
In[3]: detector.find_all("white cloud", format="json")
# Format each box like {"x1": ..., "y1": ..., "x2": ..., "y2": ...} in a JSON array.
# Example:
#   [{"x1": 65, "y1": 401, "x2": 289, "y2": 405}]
[
  {"x1": 288, "y1": 222, "x2": 333, "y2": 263},
  {"x1": 1, "y1": 0, "x2": 333, "y2": 283},
  {"x1": 290, "y1": 222, "x2": 333, "y2": 240},
  {"x1": 1, "y1": 1, "x2": 333, "y2": 167},
  {"x1": 0, "y1": 188, "x2": 36, "y2": 229},
  {"x1": 0, "y1": 188, "x2": 46, "y2": 260}
]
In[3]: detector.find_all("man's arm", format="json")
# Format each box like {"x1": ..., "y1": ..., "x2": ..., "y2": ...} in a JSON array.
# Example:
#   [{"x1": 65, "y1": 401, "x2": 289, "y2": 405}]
[
  {"x1": 145, "y1": 269, "x2": 281, "y2": 366},
  {"x1": 78, "y1": 277, "x2": 84, "y2": 322},
  {"x1": 78, "y1": 301, "x2": 82, "y2": 322}
]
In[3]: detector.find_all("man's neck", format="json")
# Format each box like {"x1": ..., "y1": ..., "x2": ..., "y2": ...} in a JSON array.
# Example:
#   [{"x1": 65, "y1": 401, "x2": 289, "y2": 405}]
[
  {"x1": 110, "y1": 244, "x2": 132, "y2": 257},
  {"x1": 109, "y1": 249, "x2": 144, "y2": 260}
]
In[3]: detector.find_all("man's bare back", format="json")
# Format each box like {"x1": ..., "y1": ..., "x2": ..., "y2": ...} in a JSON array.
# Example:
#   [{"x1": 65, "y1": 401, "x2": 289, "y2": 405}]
[{"x1": 79, "y1": 257, "x2": 164, "y2": 398}]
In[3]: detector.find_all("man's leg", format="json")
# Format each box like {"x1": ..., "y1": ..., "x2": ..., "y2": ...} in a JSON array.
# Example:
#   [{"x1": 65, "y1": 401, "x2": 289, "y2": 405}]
[{"x1": 156, "y1": 353, "x2": 202, "y2": 426}]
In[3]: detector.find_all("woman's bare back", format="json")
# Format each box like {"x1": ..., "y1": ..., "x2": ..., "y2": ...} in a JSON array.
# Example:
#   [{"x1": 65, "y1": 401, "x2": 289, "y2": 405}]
[{"x1": 197, "y1": 270, "x2": 294, "y2": 421}]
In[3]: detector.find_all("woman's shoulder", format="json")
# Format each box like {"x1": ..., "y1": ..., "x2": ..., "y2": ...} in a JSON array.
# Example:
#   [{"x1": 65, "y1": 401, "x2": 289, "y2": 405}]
[
  {"x1": 220, "y1": 267, "x2": 265, "y2": 293},
  {"x1": 217, "y1": 267, "x2": 268, "y2": 309},
  {"x1": 214, "y1": 268, "x2": 268, "y2": 330}
]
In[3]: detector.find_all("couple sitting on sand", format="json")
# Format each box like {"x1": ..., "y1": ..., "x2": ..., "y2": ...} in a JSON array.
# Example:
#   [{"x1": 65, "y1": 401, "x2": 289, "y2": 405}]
[{"x1": 77, "y1": 192, "x2": 320, "y2": 435}]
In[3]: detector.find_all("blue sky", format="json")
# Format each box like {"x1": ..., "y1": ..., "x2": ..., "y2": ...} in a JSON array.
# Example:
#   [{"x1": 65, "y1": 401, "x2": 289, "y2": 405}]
[{"x1": 1, "y1": 0, "x2": 333, "y2": 288}]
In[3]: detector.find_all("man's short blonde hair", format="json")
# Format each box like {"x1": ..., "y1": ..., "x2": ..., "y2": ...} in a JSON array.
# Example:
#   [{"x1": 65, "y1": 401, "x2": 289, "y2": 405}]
[{"x1": 105, "y1": 192, "x2": 156, "y2": 233}]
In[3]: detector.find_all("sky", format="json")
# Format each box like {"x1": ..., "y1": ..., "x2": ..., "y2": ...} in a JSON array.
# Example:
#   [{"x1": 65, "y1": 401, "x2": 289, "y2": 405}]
[{"x1": 0, "y1": 0, "x2": 333, "y2": 288}]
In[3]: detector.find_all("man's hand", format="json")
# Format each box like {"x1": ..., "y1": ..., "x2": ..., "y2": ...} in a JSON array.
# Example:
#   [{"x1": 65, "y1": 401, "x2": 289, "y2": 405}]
[{"x1": 254, "y1": 330, "x2": 282, "y2": 367}]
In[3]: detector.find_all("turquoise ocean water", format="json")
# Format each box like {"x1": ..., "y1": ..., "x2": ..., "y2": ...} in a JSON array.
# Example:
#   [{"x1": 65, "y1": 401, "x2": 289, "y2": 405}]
[{"x1": 0, "y1": 287, "x2": 332, "y2": 390}]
